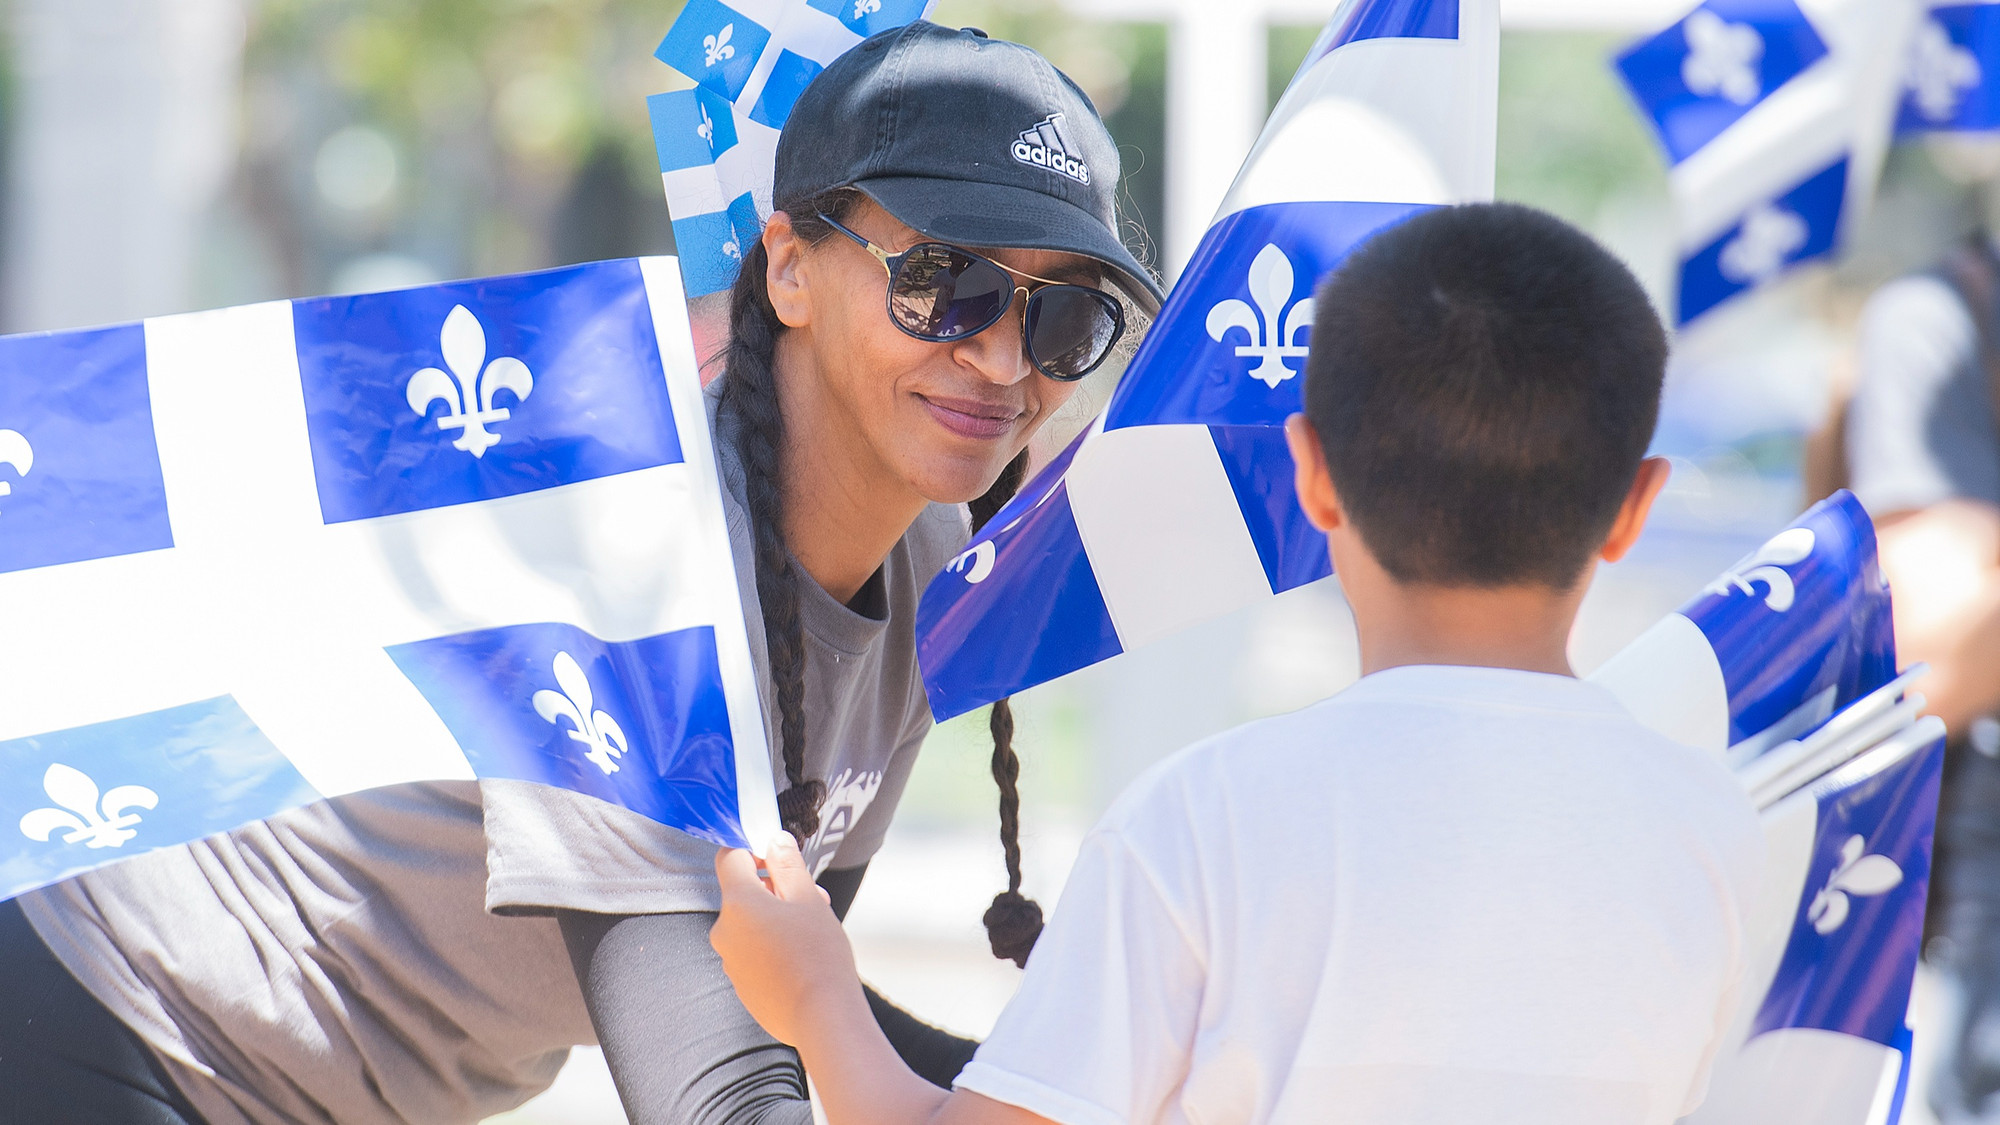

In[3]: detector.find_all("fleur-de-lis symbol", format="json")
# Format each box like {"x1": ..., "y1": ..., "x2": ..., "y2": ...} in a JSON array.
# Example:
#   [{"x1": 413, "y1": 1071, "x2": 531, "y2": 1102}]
[
  {"x1": 853, "y1": 0, "x2": 881, "y2": 17},
  {"x1": 405, "y1": 305, "x2": 535, "y2": 458},
  {"x1": 0, "y1": 428, "x2": 31, "y2": 512},
  {"x1": 703, "y1": 23, "x2": 736, "y2": 68},
  {"x1": 1681, "y1": 8, "x2": 1764, "y2": 106},
  {"x1": 1206, "y1": 243, "x2": 1315, "y2": 390},
  {"x1": 1807, "y1": 834, "x2": 1903, "y2": 934},
  {"x1": 1718, "y1": 204, "x2": 1808, "y2": 285},
  {"x1": 945, "y1": 540, "x2": 996, "y2": 584},
  {"x1": 722, "y1": 237, "x2": 742, "y2": 260},
  {"x1": 697, "y1": 105, "x2": 714, "y2": 144},
  {"x1": 1908, "y1": 17, "x2": 1982, "y2": 123},
  {"x1": 19, "y1": 764, "x2": 159, "y2": 849},
  {"x1": 533, "y1": 651, "x2": 631, "y2": 775},
  {"x1": 1705, "y1": 526, "x2": 1815, "y2": 612}
]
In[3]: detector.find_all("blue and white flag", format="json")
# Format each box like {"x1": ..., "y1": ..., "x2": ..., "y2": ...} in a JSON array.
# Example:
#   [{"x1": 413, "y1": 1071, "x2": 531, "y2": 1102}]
[
  {"x1": 1590, "y1": 491, "x2": 1897, "y2": 758},
  {"x1": 1616, "y1": 0, "x2": 1921, "y2": 323},
  {"x1": 1897, "y1": 1, "x2": 2000, "y2": 132},
  {"x1": 916, "y1": 0, "x2": 1500, "y2": 720},
  {"x1": 1587, "y1": 491, "x2": 1932, "y2": 1124},
  {"x1": 647, "y1": 0, "x2": 935, "y2": 300},
  {"x1": 1618, "y1": 0, "x2": 1833, "y2": 167},
  {"x1": 0, "y1": 257, "x2": 779, "y2": 902},
  {"x1": 1684, "y1": 718, "x2": 1943, "y2": 1124}
]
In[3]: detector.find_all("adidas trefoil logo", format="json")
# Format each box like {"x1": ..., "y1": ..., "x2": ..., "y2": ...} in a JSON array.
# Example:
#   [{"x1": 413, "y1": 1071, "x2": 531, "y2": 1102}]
[{"x1": 1012, "y1": 113, "x2": 1091, "y2": 186}]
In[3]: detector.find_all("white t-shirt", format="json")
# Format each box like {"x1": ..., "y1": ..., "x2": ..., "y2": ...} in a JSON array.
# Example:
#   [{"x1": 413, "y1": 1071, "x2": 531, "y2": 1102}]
[{"x1": 956, "y1": 665, "x2": 1765, "y2": 1125}]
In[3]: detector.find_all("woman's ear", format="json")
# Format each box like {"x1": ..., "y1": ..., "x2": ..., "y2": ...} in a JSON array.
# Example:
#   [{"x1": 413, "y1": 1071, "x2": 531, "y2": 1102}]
[
  {"x1": 764, "y1": 212, "x2": 812, "y2": 329},
  {"x1": 1285, "y1": 414, "x2": 1343, "y2": 532}
]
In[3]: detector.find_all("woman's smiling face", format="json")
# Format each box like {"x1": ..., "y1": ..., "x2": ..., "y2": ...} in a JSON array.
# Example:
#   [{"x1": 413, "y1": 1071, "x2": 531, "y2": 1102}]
[{"x1": 763, "y1": 197, "x2": 1097, "y2": 506}]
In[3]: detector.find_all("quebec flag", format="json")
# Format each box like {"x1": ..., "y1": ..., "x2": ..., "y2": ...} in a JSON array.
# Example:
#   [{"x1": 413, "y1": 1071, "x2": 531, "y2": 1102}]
[
  {"x1": 647, "y1": 0, "x2": 935, "y2": 300},
  {"x1": 917, "y1": 0, "x2": 1500, "y2": 719},
  {"x1": 1897, "y1": 1, "x2": 2000, "y2": 132},
  {"x1": 0, "y1": 258, "x2": 779, "y2": 902},
  {"x1": 1616, "y1": 0, "x2": 1921, "y2": 323},
  {"x1": 1587, "y1": 492, "x2": 1937, "y2": 1125}
]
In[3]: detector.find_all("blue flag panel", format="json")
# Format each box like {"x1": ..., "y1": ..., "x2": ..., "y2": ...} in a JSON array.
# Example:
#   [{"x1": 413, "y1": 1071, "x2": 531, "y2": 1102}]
[
  {"x1": 388, "y1": 622, "x2": 744, "y2": 848},
  {"x1": 1898, "y1": 4, "x2": 2000, "y2": 133},
  {"x1": 1752, "y1": 733, "x2": 1942, "y2": 1045},
  {"x1": 805, "y1": 0, "x2": 931, "y2": 37},
  {"x1": 649, "y1": 87, "x2": 739, "y2": 172},
  {"x1": 1210, "y1": 425, "x2": 1330, "y2": 596},
  {"x1": 1679, "y1": 157, "x2": 1847, "y2": 325},
  {"x1": 917, "y1": 433, "x2": 1123, "y2": 721},
  {"x1": 294, "y1": 258, "x2": 682, "y2": 524},
  {"x1": 1682, "y1": 491, "x2": 1896, "y2": 747},
  {"x1": 1300, "y1": 0, "x2": 1459, "y2": 75},
  {"x1": 1616, "y1": 0, "x2": 1829, "y2": 166},
  {"x1": 671, "y1": 193, "x2": 765, "y2": 299},
  {"x1": 1104, "y1": 201, "x2": 1433, "y2": 432},
  {"x1": 750, "y1": 50, "x2": 827, "y2": 130},
  {"x1": 0, "y1": 324, "x2": 174, "y2": 575},
  {"x1": 655, "y1": 0, "x2": 773, "y2": 103},
  {"x1": 0, "y1": 697, "x2": 318, "y2": 900}
]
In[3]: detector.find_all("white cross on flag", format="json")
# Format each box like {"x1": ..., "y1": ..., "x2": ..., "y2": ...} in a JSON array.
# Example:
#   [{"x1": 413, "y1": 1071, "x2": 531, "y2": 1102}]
[{"x1": 0, "y1": 258, "x2": 779, "y2": 901}]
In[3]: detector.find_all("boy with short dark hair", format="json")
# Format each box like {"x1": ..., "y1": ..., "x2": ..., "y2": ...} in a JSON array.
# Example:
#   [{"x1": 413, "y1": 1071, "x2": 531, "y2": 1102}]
[{"x1": 709, "y1": 202, "x2": 1765, "y2": 1125}]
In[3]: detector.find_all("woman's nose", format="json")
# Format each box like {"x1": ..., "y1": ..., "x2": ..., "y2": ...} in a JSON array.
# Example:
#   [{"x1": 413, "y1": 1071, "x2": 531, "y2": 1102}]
[{"x1": 952, "y1": 292, "x2": 1034, "y2": 385}]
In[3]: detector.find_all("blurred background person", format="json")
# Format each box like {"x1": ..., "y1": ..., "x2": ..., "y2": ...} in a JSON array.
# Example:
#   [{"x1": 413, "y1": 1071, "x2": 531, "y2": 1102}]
[{"x1": 1835, "y1": 134, "x2": 2000, "y2": 1124}]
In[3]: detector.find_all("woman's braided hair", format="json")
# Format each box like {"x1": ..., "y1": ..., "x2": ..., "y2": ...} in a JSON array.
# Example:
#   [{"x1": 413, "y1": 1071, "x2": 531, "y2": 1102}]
[{"x1": 718, "y1": 189, "x2": 1043, "y2": 965}]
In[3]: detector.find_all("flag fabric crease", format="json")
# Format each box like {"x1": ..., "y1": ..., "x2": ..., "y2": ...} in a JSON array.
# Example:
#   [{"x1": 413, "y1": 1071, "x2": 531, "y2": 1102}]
[{"x1": 0, "y1": 257, "x2": 779, "y2": 902}]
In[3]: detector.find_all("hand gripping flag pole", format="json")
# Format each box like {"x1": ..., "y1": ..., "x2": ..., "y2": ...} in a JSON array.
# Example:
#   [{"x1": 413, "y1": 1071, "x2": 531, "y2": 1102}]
[
  {"x1": 916, "y1": 0, "x2": 1502, "y2": 721},
  {"x1": 0, "y1": 257, "x2": 782, "y2": 900}
]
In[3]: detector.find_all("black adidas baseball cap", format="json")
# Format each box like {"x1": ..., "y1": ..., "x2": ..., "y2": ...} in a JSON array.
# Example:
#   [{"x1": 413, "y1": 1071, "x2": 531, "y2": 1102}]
[{"x1": 773, "y1": 21, "x2": 1164, "y2": 315}]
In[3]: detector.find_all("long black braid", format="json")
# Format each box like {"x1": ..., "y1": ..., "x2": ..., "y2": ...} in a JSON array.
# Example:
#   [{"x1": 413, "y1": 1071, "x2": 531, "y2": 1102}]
[
  {"x1": 719, "y1": 196, "x2": 1043, "y2": 963},
  {"x1": 968, "y1": 454, "x2": 1043, "y2": 967},
  {"x1": 719, "y1": 206, "x2": 830, "y2": 843}
]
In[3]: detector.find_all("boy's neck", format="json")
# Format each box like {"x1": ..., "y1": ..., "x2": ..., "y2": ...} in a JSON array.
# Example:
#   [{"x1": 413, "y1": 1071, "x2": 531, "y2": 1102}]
[
  {"x1": 1332, "y1": 529, "x2": 1586, "y2": 678},
  {"x1": 1350, "y1": 582, "x2": 1584, "y2": 678}
]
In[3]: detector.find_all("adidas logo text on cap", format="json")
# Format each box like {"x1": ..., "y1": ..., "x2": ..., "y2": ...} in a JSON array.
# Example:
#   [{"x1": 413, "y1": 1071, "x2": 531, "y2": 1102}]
[{"x1": 1011, "y1": 113, "x2": 1091, "y2": 186}]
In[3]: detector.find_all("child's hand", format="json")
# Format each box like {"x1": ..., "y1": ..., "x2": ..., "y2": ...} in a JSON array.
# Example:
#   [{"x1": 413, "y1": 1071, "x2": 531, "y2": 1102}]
[{"x1": 711, "y1": 834, "x2": 862, "y2": 1047}]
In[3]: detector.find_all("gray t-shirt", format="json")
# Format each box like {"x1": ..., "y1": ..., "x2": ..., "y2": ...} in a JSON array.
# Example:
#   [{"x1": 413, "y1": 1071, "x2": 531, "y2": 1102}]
[
  {"x1": 1847, "y1": 273, "x2": 2000, "y2": 516},
  {"x1": 17, "y1": 378, "x2": 969, "y2": 1125}
]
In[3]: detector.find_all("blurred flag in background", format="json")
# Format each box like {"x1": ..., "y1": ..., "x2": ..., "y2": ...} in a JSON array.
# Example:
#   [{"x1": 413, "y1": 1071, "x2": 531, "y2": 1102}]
[
  {"x1": 1898, "y1": 1, "x2": 2000, "y2": 132},
  {"x1": 1614, "y1": 0, "x2": 1922, "y2": 323},
  {"x1": 646, "y1": 0, "x2": 936, "y2": 302}
]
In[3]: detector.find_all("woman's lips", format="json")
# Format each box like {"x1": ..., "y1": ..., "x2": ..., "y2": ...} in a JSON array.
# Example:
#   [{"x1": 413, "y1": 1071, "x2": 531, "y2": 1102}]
[{"x1": 919, "y1": 395, "x2": 1019, "y2": 440}]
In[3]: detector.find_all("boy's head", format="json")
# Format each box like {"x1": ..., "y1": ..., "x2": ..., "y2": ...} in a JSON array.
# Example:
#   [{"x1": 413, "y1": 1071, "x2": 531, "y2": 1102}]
[{"x1": 1295, "y1": 202, "x2": 1667, "y2": 590}]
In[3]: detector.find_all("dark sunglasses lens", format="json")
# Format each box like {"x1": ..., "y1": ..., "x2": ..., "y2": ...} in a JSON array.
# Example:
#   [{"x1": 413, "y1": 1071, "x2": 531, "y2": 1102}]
[
  {"x1": 1025, "y1": 287, "x2": 1123, "y2": 380},
  {"x1": 888, "y1": 245, "x2": 1012, "y2": 340}
]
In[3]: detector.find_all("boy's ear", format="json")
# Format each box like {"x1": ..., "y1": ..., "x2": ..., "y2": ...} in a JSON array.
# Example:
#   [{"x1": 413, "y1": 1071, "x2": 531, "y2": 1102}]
[
  {"x1": 764, "y1": 212, "x2": 811, "y2": 329},
  {"x1": 1285, "y1": 414, "x2": 1343, "y2": 532},
  {"x1": 1600, "y1": 456, "x2": 1672, "y2": 564}
]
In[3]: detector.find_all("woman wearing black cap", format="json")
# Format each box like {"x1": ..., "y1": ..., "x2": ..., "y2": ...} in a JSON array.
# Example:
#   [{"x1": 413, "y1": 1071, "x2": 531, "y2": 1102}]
[{"x1": 0, "y1": 20, "x2": 1159, "y2": 1125}]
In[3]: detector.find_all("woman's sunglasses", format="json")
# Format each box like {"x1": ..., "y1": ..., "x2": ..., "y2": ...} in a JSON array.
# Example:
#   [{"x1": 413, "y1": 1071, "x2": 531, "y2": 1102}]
[{"x1": 817, "y1": 213, "x2": 1126, "y2": 382}]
